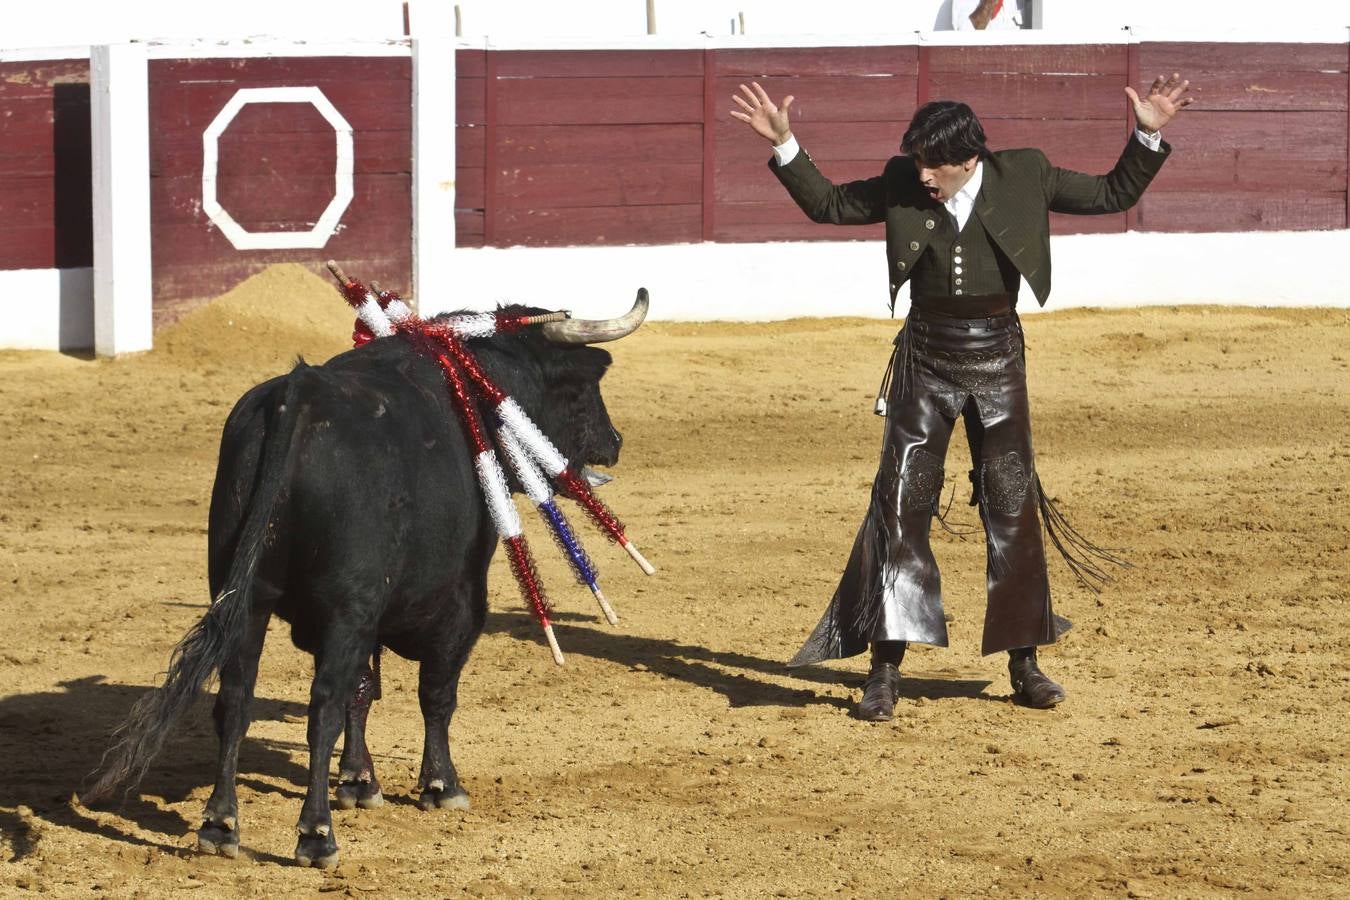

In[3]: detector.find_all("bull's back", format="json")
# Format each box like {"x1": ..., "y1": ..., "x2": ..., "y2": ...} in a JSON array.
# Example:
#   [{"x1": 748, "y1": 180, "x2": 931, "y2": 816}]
[{"x1": 209, "y1": 352, "x2": 491, "y2": 642}]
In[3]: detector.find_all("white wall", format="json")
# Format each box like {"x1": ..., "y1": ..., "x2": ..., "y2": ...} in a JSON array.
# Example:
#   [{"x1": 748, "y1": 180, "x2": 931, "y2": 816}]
[
  {"x1": 432, "y1": 231, "x2": 1350, "y2": 322},
  {"x1": 1041, "y1": 0, "x2": 1349, "y2": 34},
  {"x1": 0, "y1": 0, "x2": 408, "y2": 47},
  {"x1": 9, "y1": 0, "x2": 1344, "y2": 47}
]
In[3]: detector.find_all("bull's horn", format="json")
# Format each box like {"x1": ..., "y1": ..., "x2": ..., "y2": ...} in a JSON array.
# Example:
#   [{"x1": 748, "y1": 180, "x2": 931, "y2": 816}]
[{"x1": 539, "y1": 288, "x2": 649, "y2": 344}]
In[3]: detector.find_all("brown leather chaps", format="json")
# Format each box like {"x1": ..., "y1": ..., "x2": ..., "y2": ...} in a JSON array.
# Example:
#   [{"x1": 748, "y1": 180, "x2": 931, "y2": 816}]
[{"x1": 790, "y1": 294, "x2": 1073, "y2": 666}]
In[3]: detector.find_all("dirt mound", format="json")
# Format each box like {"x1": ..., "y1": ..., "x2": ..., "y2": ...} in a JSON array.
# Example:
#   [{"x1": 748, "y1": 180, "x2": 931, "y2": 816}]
[{"x1": 155, "y1": 263, "x2": 355, "y2": 370}]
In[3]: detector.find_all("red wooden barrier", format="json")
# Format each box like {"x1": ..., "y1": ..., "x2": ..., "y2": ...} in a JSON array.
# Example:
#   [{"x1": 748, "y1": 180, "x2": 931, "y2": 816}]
[
  {"x1": 4, "y1": 41, "x2": 1348, "y2": 325},
  {"x1": 1135, "y1": 42, "x2": 1349, "y2": 232},
  {"x1": 147, "y1": 55, "x2": 412, "y2": 324},
  {"x1": 0, "y1": 58, "x2": 91, "y2": 271}
]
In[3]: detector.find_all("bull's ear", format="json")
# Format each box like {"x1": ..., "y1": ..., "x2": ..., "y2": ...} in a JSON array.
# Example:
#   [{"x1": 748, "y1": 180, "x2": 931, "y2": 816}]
[{"x1": 544, "y1": 344, "x2": 612, "y2": 381}]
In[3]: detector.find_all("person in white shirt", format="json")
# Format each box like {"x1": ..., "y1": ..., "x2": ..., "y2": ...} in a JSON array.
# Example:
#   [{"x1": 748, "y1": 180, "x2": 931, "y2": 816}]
[{"x1": 951, "y1": 0, "x2": 1023, "y2": 30}]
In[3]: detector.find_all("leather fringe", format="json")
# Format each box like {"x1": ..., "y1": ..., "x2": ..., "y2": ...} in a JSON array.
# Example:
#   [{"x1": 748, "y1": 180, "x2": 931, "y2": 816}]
[{"x1": 1035, "y1": 474, "x2": 1131, "y2": 591}]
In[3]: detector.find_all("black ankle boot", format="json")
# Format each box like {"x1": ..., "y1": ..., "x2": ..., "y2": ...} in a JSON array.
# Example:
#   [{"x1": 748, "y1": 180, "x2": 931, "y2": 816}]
[
  {"x1": 1008, "y1": 647, "x2": 1066, "y2": 708},
  {"x1": 857, "y1": 641, "x2": 906, "y2": 722}
]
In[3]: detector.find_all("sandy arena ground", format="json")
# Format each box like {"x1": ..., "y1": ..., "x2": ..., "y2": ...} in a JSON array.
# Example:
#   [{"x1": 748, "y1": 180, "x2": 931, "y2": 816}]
[{"x1": 0, "y1": 264, "x2": 1347, "y2": 898}]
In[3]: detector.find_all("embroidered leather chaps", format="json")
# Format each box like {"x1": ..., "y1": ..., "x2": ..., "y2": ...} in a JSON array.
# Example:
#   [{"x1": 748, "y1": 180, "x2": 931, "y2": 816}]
[{"x1": 790, "y1": 295, "x2": 1072, "y2": 666}]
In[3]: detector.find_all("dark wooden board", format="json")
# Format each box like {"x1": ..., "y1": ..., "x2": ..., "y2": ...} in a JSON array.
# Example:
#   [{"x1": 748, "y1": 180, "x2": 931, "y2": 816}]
[
  {"x1": 457, "y1": 49, "x2": 486, "y2": 79},
  {"x1": 1048, "y1": 212, "x2": 1125, "y2": 235},
  {"x1": 456, "y1": 166, "x2": 485, "y2": 208},
  {"x1": 493, "y1": 203, "x2": 702, "y2": 246},
  {"x1": 494, "y1": 76, "x2": 705, "y2": 126},
  {"x1": 496, "y1": 124, "x2": 703, "y2": 165},
  {"x1": 495, "y1": 162, "x2": 701, "y2": 209},
  {"x1": 455, "y1": 210, "x2": 485, "y2": 247},
  {"x1": 1136, "y1": 43, "x2": 1348, "y2": 111},
  {"x1": 151, "y1": 172, "x2": 408, "y2": 226},
  {"x1": 457, "y1": 77, "x2": 486, "y2": 125},
  {"x1": 713, "y1": 119, "x2": 907, "y2": 163},
  {"x1": 713, "y1": 159, "x2": 892, "y2": 205},
  {"x1": 1146, "y1": 110, "x2": 1347, "y2": 191},
  {"x1": 0, "y1": 59, "x2": 91, "y2": 271},
  {"x1": 712, "y1": 203, "x2": 886, "y2": 242},
  {"x1": 1136, "y1": 190, "x2": 1346, "y2": 232},
  {"x1": 926, "y1": 72, "x2": 1123, "y2": 119},
  {"x1": 457, "y1": 125, "x2": 486, "y2": 167},
  {"x1": 714, "y1": 75, "x2": 918, "y2": 124},
  {"x1": 928, "y1": 44, "x2": 1128, "y2": 75},
  {"x1": 494, "y1": 50, "x2": 703, "y2": 78},
  {"x1": 715, "y1": 46, "x2": 919, "y2": 78}
]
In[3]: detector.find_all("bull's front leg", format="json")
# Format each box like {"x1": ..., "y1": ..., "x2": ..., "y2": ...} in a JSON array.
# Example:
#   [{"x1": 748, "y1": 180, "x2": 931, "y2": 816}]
[{"x1": 335, "y1": 650, "x2": 384, "y2": 810}]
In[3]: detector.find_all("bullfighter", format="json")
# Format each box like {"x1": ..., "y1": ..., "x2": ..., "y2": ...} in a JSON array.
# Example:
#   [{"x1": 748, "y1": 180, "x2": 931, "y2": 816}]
[{"x1": 731, "y1": 73, "x2": 1192, "y2": 719}]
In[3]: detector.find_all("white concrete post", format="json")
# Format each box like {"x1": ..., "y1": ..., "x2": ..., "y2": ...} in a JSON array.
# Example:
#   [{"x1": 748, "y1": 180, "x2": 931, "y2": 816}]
[
  {"x1": 91, "y1": 42, "x2": 153, "y2": 356},
  {"x1": 411, "y1": 36, "x2": 458, "y2": 310}
]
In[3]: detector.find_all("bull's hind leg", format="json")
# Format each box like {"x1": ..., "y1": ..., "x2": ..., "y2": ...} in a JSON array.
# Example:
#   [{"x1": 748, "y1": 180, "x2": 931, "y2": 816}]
[
  {"x1": 335, "y1": 649, "x2": 383, "y2": 810},
  {"x1": 294, "y1": 636, "x2": 370, "y2": 869},
  {"x1": 198, "y1": 612, "x2": 270, "y2": 859},
  {"x1": 415, "y1": 641, "x2": 475, "y2": 811}
]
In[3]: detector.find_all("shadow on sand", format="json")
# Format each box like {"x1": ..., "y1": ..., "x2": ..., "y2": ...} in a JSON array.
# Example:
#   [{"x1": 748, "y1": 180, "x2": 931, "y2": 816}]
[
  {"x1": 0, "y1": 614, "x2": 997, "y2": 863},
  {"x1": 482, "y1": 610, "x2": 994, "y2": 710},
  {"x1": 0, "y1": 675, "x2": 306, "y2": 862}
]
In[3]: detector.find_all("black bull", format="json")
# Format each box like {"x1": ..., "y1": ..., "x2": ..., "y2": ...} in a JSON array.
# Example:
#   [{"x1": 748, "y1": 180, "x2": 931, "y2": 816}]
[{"x1": 85, "y1": 294, "x2": 647, "y2": 867}]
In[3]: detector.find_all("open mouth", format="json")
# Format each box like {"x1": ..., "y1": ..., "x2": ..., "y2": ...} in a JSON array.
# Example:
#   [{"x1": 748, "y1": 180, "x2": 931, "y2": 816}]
[{"x1": 581, "y1": 466, "x2": 614, "y2": 487}]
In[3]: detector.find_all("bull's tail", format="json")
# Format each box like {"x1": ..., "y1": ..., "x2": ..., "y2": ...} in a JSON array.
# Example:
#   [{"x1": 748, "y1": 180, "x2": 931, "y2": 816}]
[{"x1": 84, "y1": 367, "x2": 309, "y2": 804}]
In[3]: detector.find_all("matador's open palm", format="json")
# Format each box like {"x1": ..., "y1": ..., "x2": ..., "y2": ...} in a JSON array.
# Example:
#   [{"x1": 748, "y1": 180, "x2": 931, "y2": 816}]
[
  {"x1": 1125, "y1": 72, "x2": 1193, "y2": 133},
  {"x1": 730, "y1": 82, "x2": 794, "y2": 145}
]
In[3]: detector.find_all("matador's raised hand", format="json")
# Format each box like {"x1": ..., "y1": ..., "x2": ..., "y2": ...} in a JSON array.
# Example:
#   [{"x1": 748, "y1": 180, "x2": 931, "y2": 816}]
[
  {"x1": 1125, "y1": 72, "x2": 1193, "y2": 133},
  {"x1": 730, "y1": 81, "x2": 794, "y2": 146}
]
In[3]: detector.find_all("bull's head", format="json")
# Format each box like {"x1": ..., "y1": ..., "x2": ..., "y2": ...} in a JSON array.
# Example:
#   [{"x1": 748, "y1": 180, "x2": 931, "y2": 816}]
[{"x1": 470, "y1": 289, "x2": 648, "y2": 475}]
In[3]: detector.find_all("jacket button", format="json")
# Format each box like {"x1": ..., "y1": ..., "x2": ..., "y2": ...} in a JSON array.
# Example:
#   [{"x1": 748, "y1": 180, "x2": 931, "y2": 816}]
[
  {"x1": 925, "y1": 219, "x2": 935, "y2": 230},
  {"x1": 908, "y1": 241, "x2": 919, "y2": 251},
  {"x1": 954, "y1": 244, "x2": 963, "y2": 253},
  {"x1": 890, "y1": 283, "x2": 897, "y2": 292},
  {"x1": 897, "y1": 260, "x2": 907, "y2": 270}
]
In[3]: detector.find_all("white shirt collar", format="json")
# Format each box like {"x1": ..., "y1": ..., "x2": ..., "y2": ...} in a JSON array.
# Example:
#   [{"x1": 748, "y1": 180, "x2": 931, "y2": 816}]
[{"x1": 944, "y1": 160, "x2": 983, "y2": 230}]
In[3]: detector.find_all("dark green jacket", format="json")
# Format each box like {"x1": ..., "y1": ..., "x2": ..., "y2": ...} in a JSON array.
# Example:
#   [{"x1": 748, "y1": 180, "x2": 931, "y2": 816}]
[{"x1": 770, "y1": 135, "x2": 1171, "y2": 307}]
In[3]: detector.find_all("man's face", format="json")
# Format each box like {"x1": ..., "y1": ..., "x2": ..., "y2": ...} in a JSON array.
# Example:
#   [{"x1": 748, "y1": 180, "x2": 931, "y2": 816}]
[{"x1": 915, "y1": 155, "x2": 979, "y2": 203}]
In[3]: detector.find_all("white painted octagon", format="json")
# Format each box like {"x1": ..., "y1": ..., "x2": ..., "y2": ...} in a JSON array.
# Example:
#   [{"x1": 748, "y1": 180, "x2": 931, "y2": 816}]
[{"x1": 201, "y1": 86, "x2": 354, "y2": 250}]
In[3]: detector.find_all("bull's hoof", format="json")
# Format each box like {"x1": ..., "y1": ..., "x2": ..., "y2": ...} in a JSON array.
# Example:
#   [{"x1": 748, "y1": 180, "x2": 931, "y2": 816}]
[
  {"x1": 417, "y1": 782, "x2": 470, "y2": 812},
  {"x1": 335, "y1": 779, "x2": 384, "y2": 811},
  {"x1": 197, "y1": 820, "x2": 240, "y2": 859},
  {"x1": 294, "y1": 831, "x2": 340, "y2": 869}
]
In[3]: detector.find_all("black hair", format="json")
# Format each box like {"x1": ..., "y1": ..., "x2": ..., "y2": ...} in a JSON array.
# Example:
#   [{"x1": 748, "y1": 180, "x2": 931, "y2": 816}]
[{"x1": 900, "y1": 101, "x2": 990, "y2": 165}]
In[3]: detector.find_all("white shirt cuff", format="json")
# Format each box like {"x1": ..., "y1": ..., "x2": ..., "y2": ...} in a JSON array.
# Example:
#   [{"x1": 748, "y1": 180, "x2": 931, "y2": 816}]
[
  {"x1": 773, "y1": 134, "x2": 800, "y2": 166},
  {"x1": 1134, "y1": 128, "x2": 1162, "y2": 151}
]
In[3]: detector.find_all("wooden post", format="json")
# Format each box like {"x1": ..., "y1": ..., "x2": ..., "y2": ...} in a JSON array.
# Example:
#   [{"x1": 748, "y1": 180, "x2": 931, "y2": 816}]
[
  {"x1": 91, "y1": 43, "x2": 152, "y2": 357},
  {"x1": 454, "y1": 4, "x2": 462, "y2": 37},
  {"x1": 412, "y1": 37, "x2": 457, "y2": 310},
  {"x1": 647, "y1": 0, "x2": 656, "y2": 35},
  {"x1": 738, "y1": 11, "x2": 745, "y2": 34}
]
